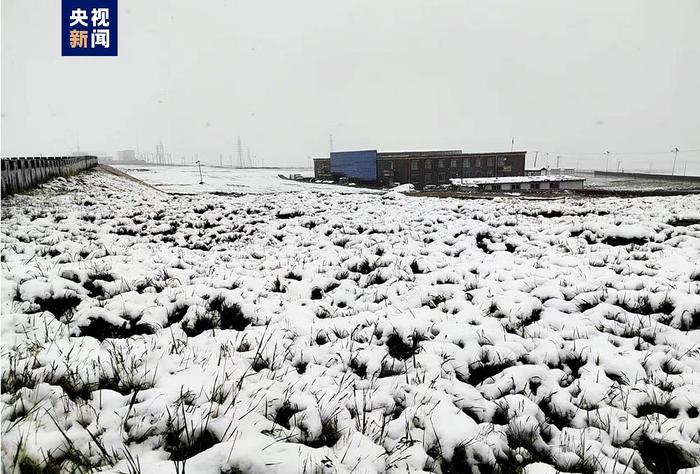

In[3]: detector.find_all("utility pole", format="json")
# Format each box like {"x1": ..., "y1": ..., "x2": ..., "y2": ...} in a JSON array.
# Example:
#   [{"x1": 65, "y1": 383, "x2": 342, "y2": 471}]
[
  {"x1": 329, "y1": 134, "x2": 334, "y2": 154},
  {"x1": 511, "y1": 137, "x2": 514, "y2": 152},
  {"x1": 195, "y1": 161, "x2": 204, "y2": 184},
  {"x1": 605, "y1": 151, "x2": 610, "y2": 173},
  {"x1": 671, "y1": 147, "x2": 679, "y2": 175},
  {"x1": 533, "y1": 151, "x2": 539, "y2": 168},
  {"x1": 684, "y1": 160, "x2": 687, "y2": 176},
  {"x1": 556, "y1": 155, "x2": 560, "y2": 170},
  {"x1": 237, "y1": 136, "x2": 243, "y2": 168},
  {"x1": 617, "y1": 160, "x2": 621, "y2": 172}
]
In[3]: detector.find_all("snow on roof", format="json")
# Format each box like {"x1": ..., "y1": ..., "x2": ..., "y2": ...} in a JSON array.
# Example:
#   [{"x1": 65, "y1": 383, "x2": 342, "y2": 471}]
[{"x1": 450, "y1": 175, "x2": 585, "y2": 186}]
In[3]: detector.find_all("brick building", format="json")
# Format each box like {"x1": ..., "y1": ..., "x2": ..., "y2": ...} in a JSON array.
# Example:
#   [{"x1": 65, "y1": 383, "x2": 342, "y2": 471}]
[{"x1": 313, "y1": 149, "x2": 527, "y2": 188}]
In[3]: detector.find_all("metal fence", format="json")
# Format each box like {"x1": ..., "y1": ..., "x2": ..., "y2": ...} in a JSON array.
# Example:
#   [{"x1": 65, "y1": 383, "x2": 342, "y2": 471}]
[{"x1": 1, "y1": 156, "x2": 98, "y2": 196}]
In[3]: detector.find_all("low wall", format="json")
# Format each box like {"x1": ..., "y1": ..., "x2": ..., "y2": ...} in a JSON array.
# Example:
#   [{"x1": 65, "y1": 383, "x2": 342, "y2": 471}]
[
  {"x1": 1, "y1": 156, "x2": 98, "y2": 196},
  {"x1": 593, "y1": 170, "x2": 700, "y2": 182}
]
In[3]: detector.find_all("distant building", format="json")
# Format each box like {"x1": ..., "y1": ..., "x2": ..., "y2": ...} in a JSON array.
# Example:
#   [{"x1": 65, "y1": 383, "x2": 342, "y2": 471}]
[
  {"x1": 547, "y1": 168, "x2": 576, "y2": 175},
  {"x1": 116, "y1": 150, "x2": 136, "y2": 162},
  {"x1": 525, "y1": 167, "x2": 548, "y2": 176},
  {"x1": 313, "y1": 149, "x2": 527, "y2": 188},
  {"x1": 451, "y1": 175, "x2": 585, "y2": 191}
]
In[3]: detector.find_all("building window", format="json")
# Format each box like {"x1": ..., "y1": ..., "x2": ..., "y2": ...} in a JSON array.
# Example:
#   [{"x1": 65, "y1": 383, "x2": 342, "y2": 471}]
[
  {"x1": 425, "y1": 172, "x2": 433, "y2": 183},
  {"x1": 425, "y1": 160, "x2": 432, "y2": 170},
  {"x1": 411, "y1": 160, "x2": 419, "y2": 171},
  {"x1": 551, "y1": 182, "x2": 560, "y2": 190},
  {"x1": 494, "y1": 184, "x2": 501, "y2": 190},
  {"x1": 464, "y1": 159, "x2": 471, "y2": 169},
  {"x1": 451, "y1": 159, "x2": 458, "y2": 168},
  {"x1": 475, "y1": 158, "x2": 481, "y2": 167},
  {"x1": 438, "y1": 172, "x2": 447, "y2": 183},
  {"x1": 438, "y1": 160, "x2": 445, "y2": 168},
  {"x1": 385, "y1": 161, "x2": 394, "y2": 170},
  {"x1": 511, "y1": 184, "x2": 520, "y2": 190},
  {"x1": 487, "y1": 157, "x2": 494, "y2": 167},
  {"x1": 497, "y1": 156, "x2": 505, "y2": 166},
  {"x1": 531, "y1": 182, "x2": 540, "y2": 190}
]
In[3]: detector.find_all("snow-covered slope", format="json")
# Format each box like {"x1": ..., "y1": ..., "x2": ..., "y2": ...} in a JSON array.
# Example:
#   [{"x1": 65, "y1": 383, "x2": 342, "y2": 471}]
[{"x1": 2, "y1": 170, "x2": 700, "y2": 473}]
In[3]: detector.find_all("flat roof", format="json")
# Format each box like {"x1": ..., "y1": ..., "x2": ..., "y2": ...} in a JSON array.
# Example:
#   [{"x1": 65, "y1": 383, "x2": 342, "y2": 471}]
[
  {"x1": 314, "y1": 150, "x2": 528, "y2": 161},
  {"x1": 377, "y1": 150, "x2": 462, "y2": 157},
  {"x1": 378, "y1": 150, "x2": 527, "y2": 160},
  {"x1": 451, "y1": 175, "x2": 585, "y2": 186}
]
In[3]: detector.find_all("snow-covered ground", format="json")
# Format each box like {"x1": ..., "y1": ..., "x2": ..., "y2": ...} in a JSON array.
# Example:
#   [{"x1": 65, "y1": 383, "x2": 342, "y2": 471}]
[
  {"x1": 577, "y1": 174, "x2": 700, "y2": 192},
  {"x1": 112, "y1": 165, "x2": 379, "y2": 195},
  {"x1": 2, "y1": 169, "x2": 700, "y2": 473}
]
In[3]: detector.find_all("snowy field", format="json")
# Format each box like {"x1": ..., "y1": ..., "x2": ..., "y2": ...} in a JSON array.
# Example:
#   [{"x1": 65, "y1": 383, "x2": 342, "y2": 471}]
[
  {"x1": 575, "y1": 174, "x2": 700, "y2": 192},
  {"x1": 113, "y1": 165, "x2": 378, "y2": 195},
  {"x1": 2, "y1": 169, "x2": 700, "y2": 473}
]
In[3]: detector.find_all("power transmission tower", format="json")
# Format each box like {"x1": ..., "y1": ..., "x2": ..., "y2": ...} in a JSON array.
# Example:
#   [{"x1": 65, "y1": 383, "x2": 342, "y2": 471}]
[{"x1": 155, "y1": 141, "x2": 165, "y2": 165}]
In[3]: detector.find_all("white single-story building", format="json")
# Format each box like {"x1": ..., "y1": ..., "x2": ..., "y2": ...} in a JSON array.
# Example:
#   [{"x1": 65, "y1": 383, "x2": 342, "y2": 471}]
[
  {"x1": 525, "y1": 167, "x2": 548, "y2": 176},
  {"x1": 450, "y1": 175, "x2": 585, "y2": 192}
]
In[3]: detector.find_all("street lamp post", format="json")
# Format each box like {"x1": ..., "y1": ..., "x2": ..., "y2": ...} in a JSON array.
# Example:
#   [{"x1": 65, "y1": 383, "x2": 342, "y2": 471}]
[
  {"x1": 195, "y1": 160, "x2": 204, "y2": 184},
  {"x1": 671, "y1": 148, "x2": 679, "y2": 176}
]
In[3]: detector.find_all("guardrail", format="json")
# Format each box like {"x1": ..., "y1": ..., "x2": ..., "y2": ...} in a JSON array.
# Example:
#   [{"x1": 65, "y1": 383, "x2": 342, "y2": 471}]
[{"x1": 1, "y1": 155, "x2": 98, "y2": 196}]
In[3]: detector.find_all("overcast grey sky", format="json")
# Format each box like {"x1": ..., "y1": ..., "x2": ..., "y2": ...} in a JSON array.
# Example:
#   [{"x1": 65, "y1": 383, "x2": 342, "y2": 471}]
[{"x1": 2, "y1": 0, "x2": 699, "y2": 172}]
